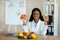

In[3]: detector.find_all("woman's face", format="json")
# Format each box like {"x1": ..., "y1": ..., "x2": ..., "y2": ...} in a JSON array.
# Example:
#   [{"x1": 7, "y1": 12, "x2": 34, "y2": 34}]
[{"x1": 33, "y1": 11, "x2": 40, "y2": 23}]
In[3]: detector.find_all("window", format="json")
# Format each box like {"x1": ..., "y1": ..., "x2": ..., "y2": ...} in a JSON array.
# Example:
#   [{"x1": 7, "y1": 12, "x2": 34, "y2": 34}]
[{"x1": 6, "y1": 0, "x2": 26, "y2": 25}]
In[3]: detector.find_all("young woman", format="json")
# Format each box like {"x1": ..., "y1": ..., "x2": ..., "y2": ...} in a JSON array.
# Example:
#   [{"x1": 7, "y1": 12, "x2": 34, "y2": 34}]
[{"x1": 21, "y1": 8, "x2": 48, "y2": 35}]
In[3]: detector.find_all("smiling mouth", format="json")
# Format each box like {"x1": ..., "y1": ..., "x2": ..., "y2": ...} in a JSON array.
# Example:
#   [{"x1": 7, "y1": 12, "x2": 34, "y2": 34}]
[{"x1": 35, "y1": 16, "x2": 38, "y2": 18}]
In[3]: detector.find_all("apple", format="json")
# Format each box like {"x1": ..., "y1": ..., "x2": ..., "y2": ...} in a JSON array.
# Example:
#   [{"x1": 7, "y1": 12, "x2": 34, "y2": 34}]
[
  {"x1": 23, "y1": 32, "x2": 29, "y2": 36},
  {"x1": 23, "y1": 32, "x2": 27, "y2": 36},
  {"x1": 31, "y1": 32, "x2": 35, "y2": 34}
]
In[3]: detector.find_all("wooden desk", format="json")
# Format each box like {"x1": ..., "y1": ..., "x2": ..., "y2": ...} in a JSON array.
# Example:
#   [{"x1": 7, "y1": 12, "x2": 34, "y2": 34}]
[{"x1": 0, "y1": 32, "x2": 60, "y2": 40}]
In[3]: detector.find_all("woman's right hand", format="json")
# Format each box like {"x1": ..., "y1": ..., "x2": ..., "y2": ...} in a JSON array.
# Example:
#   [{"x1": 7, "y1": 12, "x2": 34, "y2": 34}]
[
  {"x1": 22, "y1": 19, "x2": 27, "y2": 26},
  {"x1": 20, "y1": 14, "x2": 27, "y2": 26}
]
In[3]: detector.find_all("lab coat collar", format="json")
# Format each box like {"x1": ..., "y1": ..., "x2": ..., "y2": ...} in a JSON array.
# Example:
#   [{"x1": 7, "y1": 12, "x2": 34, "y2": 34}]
[{"x1": 32, "y1": 19, "x2": 41, "y2": 24}]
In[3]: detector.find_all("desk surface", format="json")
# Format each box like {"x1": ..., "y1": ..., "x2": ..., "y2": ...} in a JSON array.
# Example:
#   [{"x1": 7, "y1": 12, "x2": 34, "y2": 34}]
[{"x1": 0, "y1": 32, "x2": 60, "y2": 40}]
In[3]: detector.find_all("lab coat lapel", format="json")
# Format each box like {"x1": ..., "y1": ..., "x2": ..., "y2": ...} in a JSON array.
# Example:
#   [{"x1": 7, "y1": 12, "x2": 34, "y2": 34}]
[
  {"x1": 32, "y1": 20, "x2": 41, "y2": 31},
  {"x1": 35, "y1": 20, "x2": 41, "y2": 30}
]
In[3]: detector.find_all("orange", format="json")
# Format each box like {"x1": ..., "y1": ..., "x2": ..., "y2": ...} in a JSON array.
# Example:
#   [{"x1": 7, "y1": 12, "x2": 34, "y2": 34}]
[{"x1": 20, "y1": 14, "x2": 27, "y2": 19}]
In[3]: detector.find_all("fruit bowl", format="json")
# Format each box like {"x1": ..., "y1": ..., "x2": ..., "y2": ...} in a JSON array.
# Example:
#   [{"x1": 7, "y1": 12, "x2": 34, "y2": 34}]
[{"x1": 18, "y1": 32, "x2": 39, "y2": 39}]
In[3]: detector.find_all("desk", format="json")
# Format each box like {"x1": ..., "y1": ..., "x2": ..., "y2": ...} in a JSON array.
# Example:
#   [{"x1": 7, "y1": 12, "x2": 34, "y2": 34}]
[{"x1": 0, "y1": 32, "x2": 60, "y2": 40}]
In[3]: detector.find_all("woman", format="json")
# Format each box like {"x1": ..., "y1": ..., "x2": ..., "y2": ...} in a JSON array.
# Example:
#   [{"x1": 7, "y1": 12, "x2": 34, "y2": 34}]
[{"x1": 21, "y1": 8, "x2": 48, "y2": 35}]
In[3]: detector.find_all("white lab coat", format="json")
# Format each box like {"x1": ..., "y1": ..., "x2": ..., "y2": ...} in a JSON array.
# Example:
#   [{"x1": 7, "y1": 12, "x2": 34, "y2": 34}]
[{"x1": 22, "y1": 19, "x2": 48, "y2": 35}]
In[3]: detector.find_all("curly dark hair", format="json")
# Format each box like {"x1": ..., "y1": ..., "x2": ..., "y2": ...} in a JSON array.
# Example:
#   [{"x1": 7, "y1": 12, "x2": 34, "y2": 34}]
[{"x1": 29, "y1": 8, "x2": 44, "y2": 22}]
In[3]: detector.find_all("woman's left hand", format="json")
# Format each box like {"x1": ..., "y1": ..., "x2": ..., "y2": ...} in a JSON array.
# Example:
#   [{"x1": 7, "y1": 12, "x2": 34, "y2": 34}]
[{"x1": 44, "y1": 16, "x2": 49, "y2": 25}]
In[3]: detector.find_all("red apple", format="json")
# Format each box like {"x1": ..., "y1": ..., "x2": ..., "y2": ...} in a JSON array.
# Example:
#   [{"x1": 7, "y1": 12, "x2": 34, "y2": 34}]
[
  {"x1": 31, "y1": 32, "x2": 35, "y2": 34},
  {"x1": 23, "y1": 32, "x2": 27, "y2": 36}
]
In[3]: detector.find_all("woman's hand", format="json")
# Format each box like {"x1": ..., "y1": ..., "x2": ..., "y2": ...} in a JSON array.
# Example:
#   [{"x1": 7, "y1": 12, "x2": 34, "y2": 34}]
[
  {"x1": 44, "y1": 16, "x2": 49, "y2": 25},
  {"x1": 22, "y1": 19, "x2": 27, "y2": 26},
  {"x1": 20, "y1": 14, "x2": 27, "y2": 26}
]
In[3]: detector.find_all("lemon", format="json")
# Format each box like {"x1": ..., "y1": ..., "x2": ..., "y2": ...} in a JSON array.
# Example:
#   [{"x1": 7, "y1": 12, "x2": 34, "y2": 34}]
[
  {"x1": 18, "y1": 32, "x2": 23, "y2": 34},
  {"x1": 18, "y1": 32, "x2": 23, "y2": 36},
  {"x1": 18, "y1": 33, "x2": 23, "y2": 36}
]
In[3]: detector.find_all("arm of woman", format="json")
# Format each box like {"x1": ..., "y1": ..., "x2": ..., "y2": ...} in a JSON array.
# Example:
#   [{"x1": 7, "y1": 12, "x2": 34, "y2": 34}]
[
  {"x1": 22, "y1": 24, "x2": 29, "y2": 32},
  {"x1": 20, "y1": 14, "x2": 29, "y2": 32},
  {"x1": 22, "y1": 19, "x2": 29, "y2": 32},
  {"x1": 41, "y1": 16, "x2": 48, "y2": 35},
  {"x1": 41, "y1": 23, "x2": 48, "y2": 35}
]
